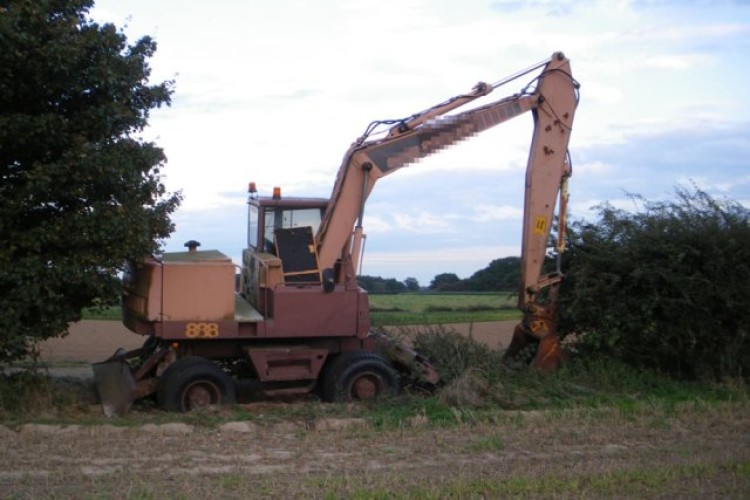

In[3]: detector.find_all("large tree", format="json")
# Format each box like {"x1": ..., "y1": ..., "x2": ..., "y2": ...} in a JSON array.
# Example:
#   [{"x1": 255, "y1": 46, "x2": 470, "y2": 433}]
[
  {"x1": 464, "y1": 256, "x2": 520, "y2": 291},
  {"x1": 429, "y1": 272, "x2": 464, "y2": 291},
  {"x1": 0, "y1": 0, "x2": 180, "y2": 361}
]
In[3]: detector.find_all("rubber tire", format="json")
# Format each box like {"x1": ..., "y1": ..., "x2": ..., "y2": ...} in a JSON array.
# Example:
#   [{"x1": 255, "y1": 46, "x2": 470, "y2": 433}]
[
  {"x1": 321, "y1": 351, "x2": 399, "y2": 403},
  {"x1": 156, "y1": 356, "x2": 209, "y2": 398},
  {"x1": 157, "y1": 356, "x2": 236, "y2": 412}
]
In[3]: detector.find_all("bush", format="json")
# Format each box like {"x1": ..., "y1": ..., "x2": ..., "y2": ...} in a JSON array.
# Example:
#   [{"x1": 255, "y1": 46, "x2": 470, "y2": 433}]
[
  {"x1": 406, "y1": 326, "x2": 592, "y2": 409},
  {"x1": 559, "y1": 188, "x2": 750, "y2": 381},
  {"x1": 410, "y1": 325, "x2": 506, "y2": 384}
]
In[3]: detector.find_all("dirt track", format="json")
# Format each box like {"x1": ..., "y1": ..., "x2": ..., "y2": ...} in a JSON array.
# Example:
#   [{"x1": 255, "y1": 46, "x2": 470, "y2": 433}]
[{"x1": 37, "y1": 320, "x2": 518, "y2": 363}]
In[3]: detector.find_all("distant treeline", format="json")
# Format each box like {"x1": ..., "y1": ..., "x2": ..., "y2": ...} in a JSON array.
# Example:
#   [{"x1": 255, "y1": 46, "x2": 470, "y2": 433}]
[{"x1": 358, "y1": 256, "x2": 520, "y2": 293}]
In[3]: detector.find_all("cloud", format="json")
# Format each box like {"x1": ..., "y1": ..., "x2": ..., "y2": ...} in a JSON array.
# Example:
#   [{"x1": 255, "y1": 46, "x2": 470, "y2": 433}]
[
  {"x1": 570, "y1": 197, "x2": 644, "y2": 219},
  {"x1": 89, "y1": 0, "x2": 750, "y2": 283},
  {"x1": 572, "y1": 121, "x2": 750, "y2": 214},
  {"x1": 573, "y1": 160, "x2": 614, "y2": 176},
  {"x1": 640, "y1": 54, "x2": 707, "y2": 70},
  {"x1": 490, "y1": 0, "x2": 576, "y2": 16},
  {"x1": 474, "y1": 204, "x2": 523, "y2": 221},
  {"x1": 675, "y1": 175, "x2": 750, "y2": 194},
  {"x1": 366, "y1": 245, "x2": 520, "y2": 264},
  {"x1": 393, "y1": 212, "x2": 457, "y2": 233}
]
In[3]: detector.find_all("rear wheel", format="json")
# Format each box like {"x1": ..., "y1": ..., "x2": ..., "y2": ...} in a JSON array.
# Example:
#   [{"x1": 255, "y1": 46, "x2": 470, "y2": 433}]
[
  {"x1": 157, "y1": 356, "x2": 236, "y2": 412},
  {"x1": 321, "y1": 352, "x2": 399, "y2": 403}
]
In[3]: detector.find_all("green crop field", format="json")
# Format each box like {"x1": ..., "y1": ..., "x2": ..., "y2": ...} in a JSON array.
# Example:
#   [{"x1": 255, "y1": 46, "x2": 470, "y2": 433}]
[
  {"x1": 83, "y1": 293, "x2": 521, "y2": 324},
  {"x1": 369, "y1": 292, "x2": 520, "y2": 325}
]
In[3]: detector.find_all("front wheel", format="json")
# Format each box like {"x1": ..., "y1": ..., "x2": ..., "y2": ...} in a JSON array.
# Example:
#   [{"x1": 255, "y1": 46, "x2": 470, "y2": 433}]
[
  {"x1": 321, "y1": 352, "x2": 399, "y2": 403},
  {"x1": 157, "y1": 356, "x2": 236, "y2": 412}
]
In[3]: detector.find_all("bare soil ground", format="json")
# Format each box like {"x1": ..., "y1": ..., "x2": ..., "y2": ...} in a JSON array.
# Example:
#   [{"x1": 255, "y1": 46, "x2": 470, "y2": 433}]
[
  {"x1": 37, "y1": 320, "x2": 145, "y2": 363},
  {"x1": 1, "y1": 403, "x2": 748, "y2": 498},
  {"x1": 7, "y1": 322, "x2": 746, "y2": 497},
  {"x1": 37, "y1": 320, "x2": 517, "y2": 363}
]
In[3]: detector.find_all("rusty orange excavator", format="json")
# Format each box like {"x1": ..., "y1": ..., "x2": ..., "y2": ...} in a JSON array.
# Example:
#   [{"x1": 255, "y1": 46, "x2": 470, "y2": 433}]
[{"x1": 94, "y1": 52, "x2": 580, "y2": 416}]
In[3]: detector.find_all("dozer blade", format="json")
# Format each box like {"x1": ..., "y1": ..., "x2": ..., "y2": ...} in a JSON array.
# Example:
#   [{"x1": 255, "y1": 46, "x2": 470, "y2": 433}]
[{"x1": 93, "y1": 350, "x2": 137, "y2": 417}]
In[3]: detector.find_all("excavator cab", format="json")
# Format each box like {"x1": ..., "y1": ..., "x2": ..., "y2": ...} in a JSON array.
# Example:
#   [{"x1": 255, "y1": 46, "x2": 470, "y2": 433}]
[
  {"x1": 241, "y1": 187, "x2": 332, "y2": 308},
  {"x1": 247, "y1": 197, "x2": 327, "y2": 256}
]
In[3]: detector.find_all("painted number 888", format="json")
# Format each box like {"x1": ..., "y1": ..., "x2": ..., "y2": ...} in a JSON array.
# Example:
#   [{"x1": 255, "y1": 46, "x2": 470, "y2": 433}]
[{"x1": 184, "y1": 322, "x2": 219, "y2": 338}]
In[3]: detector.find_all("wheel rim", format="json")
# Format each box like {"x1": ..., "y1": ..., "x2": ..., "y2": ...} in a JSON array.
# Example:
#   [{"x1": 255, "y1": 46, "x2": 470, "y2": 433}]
[
  {"x1": 181, "y1": 380, "x2": 221, "y2": 410},
  {"x1": 348, "y1": 372, "x2": 383, "y2": 400}
]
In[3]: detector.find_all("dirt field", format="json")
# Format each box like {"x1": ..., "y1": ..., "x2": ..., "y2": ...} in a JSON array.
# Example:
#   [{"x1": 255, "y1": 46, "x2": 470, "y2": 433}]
[
  {"x1": 2, "y1": 403, "x2": 748, "y2": 497},
  {"x1": 37, "y1": 320, "x2": 518, "y2": 363},
  {"x1": 6, "y1": 321, "x2": 747, "y2": 497}
]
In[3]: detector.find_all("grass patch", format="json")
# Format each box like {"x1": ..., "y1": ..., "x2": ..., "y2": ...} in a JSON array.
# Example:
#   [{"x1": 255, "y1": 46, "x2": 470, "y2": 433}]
[
  {"x1": 467, "y1": 432, "x2": 505, "y2": 452},
  {"x1": 369, "y1": 306, "x2": 405, "y2": 313},
  {"x1": 7, "y1": 457, "x2": 746, "y2": 498},
  {"x1": 81, "y1": 305, "x2": 121, "y2": 320},
  {"x1": 341, "y1": 461, "x2": 750, "y2": 497},
  {"x1": 1, "y1": 326, "x2": 746, "y2": 428},
  {"x1": 0, "y1": 368, "x2": 95, "y2": 420},
  {"x1": 369, "y1": 292, "x2": 520, "y2": 325},
  {"x1": 371, "y1": 309, "x2": 519, "y2": 325},
  {"x1": 400, "y1": 325, "x2": 747, "y2": 415}
]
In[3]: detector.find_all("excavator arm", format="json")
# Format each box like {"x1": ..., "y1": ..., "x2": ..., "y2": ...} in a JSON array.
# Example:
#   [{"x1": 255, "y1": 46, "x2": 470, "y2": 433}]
[{"x1": 316, "y1": 52, "x2": 579, "y2": 369}]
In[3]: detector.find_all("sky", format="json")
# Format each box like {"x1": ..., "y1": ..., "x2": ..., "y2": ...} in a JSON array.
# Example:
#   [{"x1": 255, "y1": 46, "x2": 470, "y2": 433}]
[{"x1": 92, "y1": 0, "x2": 750, "y2": 286}]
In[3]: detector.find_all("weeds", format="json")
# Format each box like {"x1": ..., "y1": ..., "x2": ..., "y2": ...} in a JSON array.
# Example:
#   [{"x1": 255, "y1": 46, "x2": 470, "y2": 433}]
[
  {"x1": 1, "y1": 325, "x2": 746, "y2": 429},
  {"x1": 81, "y1": 305, "x2": 121, "y2": 321},
  {"x1": 0, "y1": 366, "x2": 94, "y2": 419}
]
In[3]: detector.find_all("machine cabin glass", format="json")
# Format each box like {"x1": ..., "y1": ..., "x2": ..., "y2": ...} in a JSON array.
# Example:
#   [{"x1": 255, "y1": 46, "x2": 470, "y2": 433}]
[{"x1": 248, "y1": 198, "x2": 328, "y2": 255}]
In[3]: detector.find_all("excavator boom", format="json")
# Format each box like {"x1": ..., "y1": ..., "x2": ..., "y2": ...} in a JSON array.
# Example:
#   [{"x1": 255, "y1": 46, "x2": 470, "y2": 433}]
[{"x1": 316, "y1": 52, "x2": 579, "y2": 370}]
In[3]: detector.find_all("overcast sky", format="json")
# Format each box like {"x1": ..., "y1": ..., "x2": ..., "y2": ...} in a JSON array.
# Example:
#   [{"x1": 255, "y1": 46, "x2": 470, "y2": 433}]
[{"x1": 92, "y1": 0, "x2": 750, "y2": 285}]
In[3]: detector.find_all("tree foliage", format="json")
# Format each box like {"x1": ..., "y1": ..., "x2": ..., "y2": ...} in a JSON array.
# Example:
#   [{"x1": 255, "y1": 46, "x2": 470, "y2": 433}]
[
  {"x1": 464, "y1": 256, "x2": 520, "y2": 291},
  {"x1": 559, "y1": 188, "x2": 750, "y2": 381},
  {"x1": 429, "y1": 272, "x2": 464, "y2": 291},
  {"x1": 425, "y1": 259, "x2": 521, "y2": 292},
  {"x1": 357, "y1": 275, "x2": 408, "y2": 294},
  {"x1": 403, "y1": 276, "x2": 420, "y2": 292},
  {"x1": 0, "y1": 0, "x2": 180, "y2": 361}
]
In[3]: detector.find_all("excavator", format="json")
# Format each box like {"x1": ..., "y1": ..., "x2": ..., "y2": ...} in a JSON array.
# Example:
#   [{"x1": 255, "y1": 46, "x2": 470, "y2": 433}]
[{"x1": 93, "y1": 52, "x2": 579, "y2": 416}]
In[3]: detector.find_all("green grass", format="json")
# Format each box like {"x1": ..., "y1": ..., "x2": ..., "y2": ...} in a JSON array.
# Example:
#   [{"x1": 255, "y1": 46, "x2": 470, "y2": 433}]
[
  {"x1": 319, "y1": 461, "x2": 750, "y2": 498},
  {"x1": 30, "y1": 459, "x2": 746, "y2": 499},
  {"x1": 2, "y1": 353, "x2": 745, "y2": 428},
  {"x1": 369, "y1": 292, "x2": 520, "y2": 324},
  {"x1": 81, "y1": 305, "x2": 121, "y2": 320}
]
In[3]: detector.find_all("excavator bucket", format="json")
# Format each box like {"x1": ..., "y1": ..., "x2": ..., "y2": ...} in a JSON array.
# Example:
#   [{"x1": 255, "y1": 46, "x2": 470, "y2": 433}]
[
  {"x1": 92, "y1": 349, "x2": 137, "y2": 417},
  {"x1": 504, "y1": 323, "x2": 565, "y2": 373},
  {"x1": 531, "y1": 334, "x2": 565, "y2": 373}
]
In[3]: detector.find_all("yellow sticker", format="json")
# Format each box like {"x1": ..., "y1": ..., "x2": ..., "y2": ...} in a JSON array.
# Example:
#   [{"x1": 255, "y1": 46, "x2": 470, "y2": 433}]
[
  {"x1": 185, "y1": 322, "x2": 220, "y2": 338},
  {"x1": 534, "y1": 216, "x2": 547, "y2": 235}
]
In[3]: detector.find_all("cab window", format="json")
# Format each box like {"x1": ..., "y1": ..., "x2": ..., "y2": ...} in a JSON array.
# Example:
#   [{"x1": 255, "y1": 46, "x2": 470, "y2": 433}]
[
  {"x1": 263, "y1": 207, "x2": 324, "y2": 254},
  {"x1": 247, "y1": 204, "x2": 259, "y2": 248}
]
